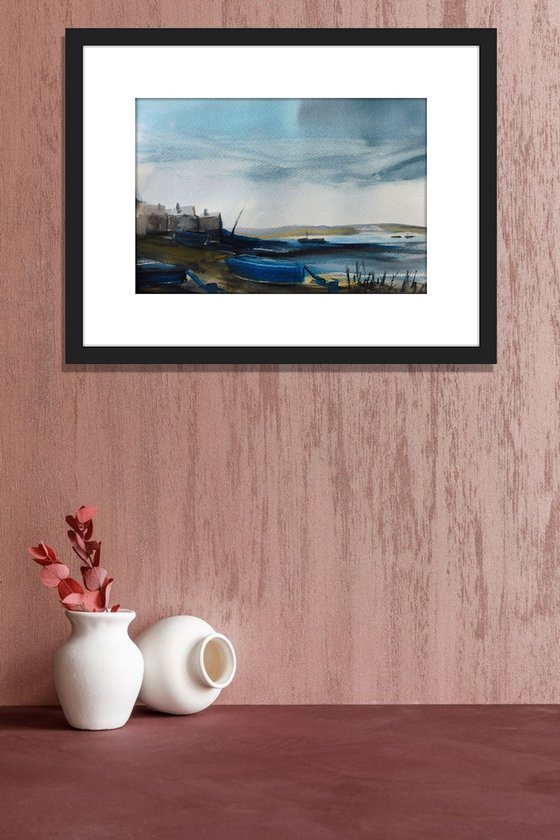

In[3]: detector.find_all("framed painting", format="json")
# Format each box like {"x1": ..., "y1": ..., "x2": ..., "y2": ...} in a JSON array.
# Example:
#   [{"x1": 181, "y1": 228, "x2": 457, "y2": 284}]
[{"x1": 65, "y1": 28, "x2": 496, "y2": 364}]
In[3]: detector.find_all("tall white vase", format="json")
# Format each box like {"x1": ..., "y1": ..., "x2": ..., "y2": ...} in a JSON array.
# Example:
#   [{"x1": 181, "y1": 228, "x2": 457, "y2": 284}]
[
  {"x1": 136, "y1": 616, "x2": 236, "y2": 714},
  {"x1": 53, "y1": 610, "x2": 144, "y2": 730}
]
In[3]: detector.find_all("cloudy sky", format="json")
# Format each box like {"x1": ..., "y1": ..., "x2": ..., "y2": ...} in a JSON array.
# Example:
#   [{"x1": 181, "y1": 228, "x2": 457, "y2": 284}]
[{"x1": 136, "y1": 98, "x2": 426, "y2": 228}]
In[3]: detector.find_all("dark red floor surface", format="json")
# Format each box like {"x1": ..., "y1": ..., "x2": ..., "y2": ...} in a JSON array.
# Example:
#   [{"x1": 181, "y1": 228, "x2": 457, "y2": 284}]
[{"x1": 1, "y1": 705, "x2": 560, "y2": 839}]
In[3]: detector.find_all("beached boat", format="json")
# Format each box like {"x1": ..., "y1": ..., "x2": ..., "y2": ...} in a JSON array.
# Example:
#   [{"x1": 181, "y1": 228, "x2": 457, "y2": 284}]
[
  {"x1": 297, "y1": 232, "x2": 327, "y2": 244},
  {"x1": 225, "y1": 255, "x2": 305, "y2": 284},
  {"x1": 185, "y1": 270, "x2": 227, "y2": 294},
  {"x1": 174, "y1": 230, "x2": 223, "y2": 248},
  {"x1": 175, "y1": 228, "x2": 291, "y2": 254},
  {"x1": 136, "y1": 260, "x2": 185, "y2": 288}
]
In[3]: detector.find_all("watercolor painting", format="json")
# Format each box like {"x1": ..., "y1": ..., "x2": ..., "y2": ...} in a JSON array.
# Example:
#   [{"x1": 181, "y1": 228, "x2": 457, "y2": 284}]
[{"x1": 136, "y1": 99, "x2": 426, "y2": 294}]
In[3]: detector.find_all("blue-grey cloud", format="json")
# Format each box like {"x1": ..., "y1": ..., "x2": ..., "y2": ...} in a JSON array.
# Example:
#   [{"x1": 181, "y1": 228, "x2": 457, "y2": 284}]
[
  {"x1": 137, "y1": 98, "x2": 426, "y2": 190},
  {"x1": 247, "y1": 163, "x2": 294, "y2": 182},
  {"x1": 371, "y1": 153, "x2": 427, "y2": 182},
  {"x1": 297, "y1": 99, "x2": 426, "y2": 147}
]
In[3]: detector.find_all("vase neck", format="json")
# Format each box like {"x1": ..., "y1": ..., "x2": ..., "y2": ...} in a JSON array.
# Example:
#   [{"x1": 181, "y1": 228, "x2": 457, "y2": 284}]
[
  {"x1": 198, "y1": 633, "x2": 237, "y2": 689},
  {"x1": 65, "y1": 610, "x2": 136, "y2": 637}
]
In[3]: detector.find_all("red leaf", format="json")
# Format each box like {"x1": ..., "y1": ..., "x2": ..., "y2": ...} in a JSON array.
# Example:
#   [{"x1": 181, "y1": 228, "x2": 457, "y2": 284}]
[
  {"x1": 28, "y1": 542, "x2": 58, "y2": 565},
  {"x1": 82, "y1": 589, "x2": 105, "y2": 612},
  {"x1": 85, "y1": 540, "x2": 100, "y2": 552},
  {"x1": 102, "y1": 578, "x2": 113, "y2": 610},
  {"x1": 39, "y1": 563, "x2": 70, "y2": 588},
  {"x1": 28, "y1": 545, "x2": 50, "y2": 564},
  {"x1": 44, "y1": 544, "x2": 58, "y2": 563},
  {"x1": 83, "y1": 521, "x2": 93, "y2": 540},
  {"x1": 84, "y1": 541, "x2": 101, "y2": 565},
  {"x1": 76, "y1": 506, "x2": 97, "y2": 525},
  {"x1": 61, "y1": 592, "x2": 85, "y2": 610},
  {"x1": 83, "y1": 566, "x2": 108, "y2": 591},
  {"x1": 58, "y1": 578, "x2": 84, "y2": 600},
  {"x1": 72, "y1": 546, "x2": 90, "y2": 566},
  {"x1": 65, "y1": 515, "x2": 79, "y2": 531},
  {"x1": 110, "y1": 605, "x2": 120, "y2": 613},
  {"x1": 67, "y1": 531, "x2": 89, "y2": 562},
  {"x1": 69, "y1": 530, "x2": 86, "y2": 552}
]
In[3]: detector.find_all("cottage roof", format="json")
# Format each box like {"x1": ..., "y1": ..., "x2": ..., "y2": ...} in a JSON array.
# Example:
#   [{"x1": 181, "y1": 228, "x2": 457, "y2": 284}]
[{"x1": 175, "y1": 205, "x2": 196, "y2": 217}]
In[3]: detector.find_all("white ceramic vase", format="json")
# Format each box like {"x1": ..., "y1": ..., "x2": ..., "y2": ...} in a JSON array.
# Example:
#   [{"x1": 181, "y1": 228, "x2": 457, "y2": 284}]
[
  {"x1": 53, "y1": 609, "x2": 144, "y2": 730},
  {"x1": 136, "y1": 615, "x2": 236, "y2": 714}
]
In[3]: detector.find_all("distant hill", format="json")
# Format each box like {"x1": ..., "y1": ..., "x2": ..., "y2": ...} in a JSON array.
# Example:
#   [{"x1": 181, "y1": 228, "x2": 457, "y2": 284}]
[
  {"x1": 239, "y1": 223, "x2": 426, "y2": 238},
  {"x1": 377, "y1": 223, "x2": 427, "y2": 234}
]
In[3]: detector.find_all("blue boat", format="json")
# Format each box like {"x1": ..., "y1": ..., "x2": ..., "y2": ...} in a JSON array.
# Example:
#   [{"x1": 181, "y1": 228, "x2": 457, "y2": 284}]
[
  {"x1": 185, "y1": 270, "x2": 227, "y2": 294},
  {"x1": 136, "y1": 260, "x2": 185, "y2": 288},
  {"x1": 225, "y1": 255, "x2": 305, "y2": 285}
]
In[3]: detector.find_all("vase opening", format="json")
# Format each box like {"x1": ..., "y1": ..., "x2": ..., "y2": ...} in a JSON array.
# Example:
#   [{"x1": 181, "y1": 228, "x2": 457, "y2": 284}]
[{"x1": 199, "y1": 633, "x2": 236, "y2": 689}]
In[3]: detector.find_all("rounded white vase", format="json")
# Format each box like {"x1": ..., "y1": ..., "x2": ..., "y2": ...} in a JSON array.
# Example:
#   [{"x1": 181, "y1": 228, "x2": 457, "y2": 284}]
[
  {"x1": 53, "y1": 609, "x2": 144, "y2": 730},
  {"x1": 136, "y1": 615, "x2": 236, "y2": 714}
]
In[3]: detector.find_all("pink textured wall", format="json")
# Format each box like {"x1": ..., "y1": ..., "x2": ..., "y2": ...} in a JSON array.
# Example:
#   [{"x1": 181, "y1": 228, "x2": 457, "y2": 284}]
[{"x1": 1, "y1": 1, "x2": 559, "y2": 705}]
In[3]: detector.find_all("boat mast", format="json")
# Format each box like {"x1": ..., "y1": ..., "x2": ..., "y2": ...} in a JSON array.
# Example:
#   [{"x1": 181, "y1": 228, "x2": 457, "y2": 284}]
[{"x1": 231, "y1": 207, "x2": 244, "y2": 236}]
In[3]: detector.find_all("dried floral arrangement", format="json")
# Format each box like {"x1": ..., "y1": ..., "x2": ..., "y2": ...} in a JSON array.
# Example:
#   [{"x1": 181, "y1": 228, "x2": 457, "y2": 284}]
[{"x1": 28, "y1": 506, "x2": 119, "y2": 612}]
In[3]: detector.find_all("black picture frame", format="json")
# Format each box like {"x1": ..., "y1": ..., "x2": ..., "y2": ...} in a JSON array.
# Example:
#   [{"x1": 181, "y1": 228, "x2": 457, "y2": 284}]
[{"x1": 65, "y1": 28, "x2": 496, "y2": 365}]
